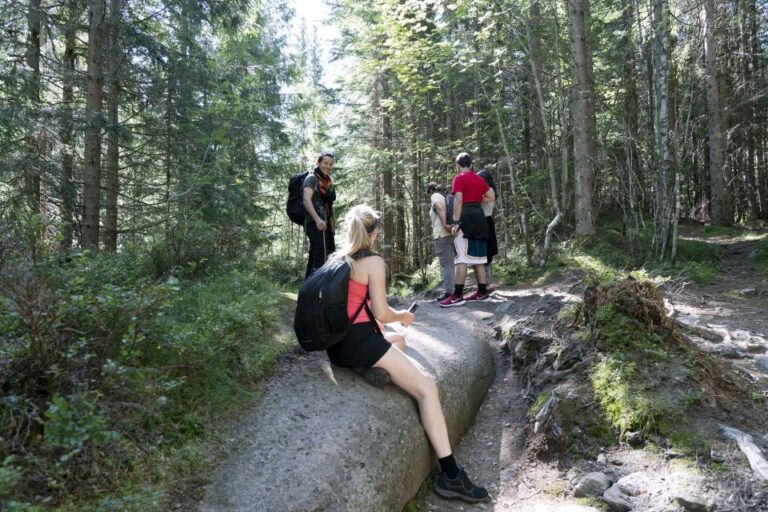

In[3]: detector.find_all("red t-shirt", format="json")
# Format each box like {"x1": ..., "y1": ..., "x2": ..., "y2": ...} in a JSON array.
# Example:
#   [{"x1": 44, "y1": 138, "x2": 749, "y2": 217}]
[{"x1": 451, "y1": 170, "x2": 490, "y2": 203}]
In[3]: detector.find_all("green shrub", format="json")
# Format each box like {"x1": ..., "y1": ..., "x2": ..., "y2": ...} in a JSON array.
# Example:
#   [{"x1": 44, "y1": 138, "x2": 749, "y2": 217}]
[
  {"x1": 1, "y1": 250, "x2": 293, "y2": 507},
  {"x1": 43, "y1": 394, "x2": 117, "y2": 460}
]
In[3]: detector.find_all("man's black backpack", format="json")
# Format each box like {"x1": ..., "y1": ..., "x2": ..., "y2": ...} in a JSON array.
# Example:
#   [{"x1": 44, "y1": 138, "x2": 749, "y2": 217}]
[
  {"x1": 294, "y1": 251, "x2": 375, "y2": 352},
  {"x1": 286, "y1": 171, "x2": 309, "y2": 225}
]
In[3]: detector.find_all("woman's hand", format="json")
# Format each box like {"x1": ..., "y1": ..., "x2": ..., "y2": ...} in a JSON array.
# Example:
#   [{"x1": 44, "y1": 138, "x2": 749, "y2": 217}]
[{"x1": 399, "y1": 310, "x2": 414, "y2": 327}]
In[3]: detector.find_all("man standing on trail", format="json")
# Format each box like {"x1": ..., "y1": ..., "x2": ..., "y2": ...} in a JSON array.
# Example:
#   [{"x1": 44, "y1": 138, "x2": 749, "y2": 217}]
[
  {"x1": 427, "y1": 182, "x2": 455, "y2": 302},
  {"x1": 303, "y1": 152, "x2": 336, "y2": 278},
  {"x1": 439, "y1": 152, "x2": 495, "y2": 307}
]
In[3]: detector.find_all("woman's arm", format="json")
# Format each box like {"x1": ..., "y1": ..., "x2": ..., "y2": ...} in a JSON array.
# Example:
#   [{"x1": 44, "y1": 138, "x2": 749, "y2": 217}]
[{"x1": 367, "y1": 256, "x2": 413, "y2": 326}]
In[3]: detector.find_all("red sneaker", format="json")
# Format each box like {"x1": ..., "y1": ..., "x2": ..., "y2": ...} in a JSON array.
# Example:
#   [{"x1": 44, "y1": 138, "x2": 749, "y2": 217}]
[
  {"x1": 465, "y1": 291, "x2": 490, "y2": 302},
  {"x1": 439, "y1": 293, "x2": 466, "y2": 308}
]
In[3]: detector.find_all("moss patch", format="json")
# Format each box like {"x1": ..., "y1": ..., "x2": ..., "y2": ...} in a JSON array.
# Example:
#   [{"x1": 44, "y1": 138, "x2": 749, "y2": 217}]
[{"x1": 580, "y1": 277, "x2": 757, "y2": 453}]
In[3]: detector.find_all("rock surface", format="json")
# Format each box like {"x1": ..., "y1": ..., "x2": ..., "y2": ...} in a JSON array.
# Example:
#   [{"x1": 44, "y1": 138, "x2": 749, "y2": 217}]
[
  {"x1": 602, "y1": 483, "x2": 633, "y2": 511},
  {"x1": 674, "y1": 492, "x2": 712, "y2": 512},
  {"x1": 573, "y1": 472, "x2": 612, "y2": 498},
  {"x1": 198, "y1": 306, "x2": 495, "y2": 512}
]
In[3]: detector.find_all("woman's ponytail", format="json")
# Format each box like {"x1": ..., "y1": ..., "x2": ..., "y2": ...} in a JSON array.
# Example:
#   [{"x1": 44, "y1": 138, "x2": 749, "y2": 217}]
[{"x1": 327, "y1": 204, "x2": 380, "y2": 268}]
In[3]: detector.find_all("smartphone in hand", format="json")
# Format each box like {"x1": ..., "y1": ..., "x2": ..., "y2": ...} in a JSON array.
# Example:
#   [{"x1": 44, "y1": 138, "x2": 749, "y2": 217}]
[{"x1": 408, "y1": 302, "x2": 419, "y2": 313}]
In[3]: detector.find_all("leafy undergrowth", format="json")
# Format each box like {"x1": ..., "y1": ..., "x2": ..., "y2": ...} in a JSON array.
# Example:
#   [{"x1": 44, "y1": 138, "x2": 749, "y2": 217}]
[
  {"x1": 0, "y1": 254, "x2": 295, "y2": 511},
  {"x1": 515, "y1": 276, "x2": 761, "y2": 462},
  {"x1": 558, "y1": 226, "x2": 724, "y2": 285}
]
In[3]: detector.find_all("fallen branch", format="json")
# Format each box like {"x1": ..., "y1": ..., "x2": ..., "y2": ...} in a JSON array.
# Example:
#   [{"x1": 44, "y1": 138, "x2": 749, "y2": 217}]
[{"x1": 720, "y1": 425, "x2": 768, "y2": 481}]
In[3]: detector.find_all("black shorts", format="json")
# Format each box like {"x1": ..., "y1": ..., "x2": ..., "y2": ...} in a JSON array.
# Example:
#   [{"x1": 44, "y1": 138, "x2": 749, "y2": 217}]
[{"x1": 326, "y1": 322, "x2": 391, "y2": 368}]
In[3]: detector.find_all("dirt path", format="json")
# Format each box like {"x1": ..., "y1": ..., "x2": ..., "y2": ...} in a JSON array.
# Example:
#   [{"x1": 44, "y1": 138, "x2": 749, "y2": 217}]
[
  {"x1": 669, "y1": 234, "x2": 768, "y2": 379},
  {"x1": 414, "y1": 232, "x2": 768, "y2": 511},
  {"x1": 415, "y1": 279, "x2": 593, "y2": 511}
]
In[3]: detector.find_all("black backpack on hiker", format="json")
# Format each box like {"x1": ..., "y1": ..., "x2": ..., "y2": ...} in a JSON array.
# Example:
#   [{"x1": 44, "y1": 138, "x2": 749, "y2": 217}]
[
  {"x1": 286, "y1": 171, "x2": 309, "y2": 225},
  {"x1": 294, "y1": 251, "x2": 376, "y2": 352}
]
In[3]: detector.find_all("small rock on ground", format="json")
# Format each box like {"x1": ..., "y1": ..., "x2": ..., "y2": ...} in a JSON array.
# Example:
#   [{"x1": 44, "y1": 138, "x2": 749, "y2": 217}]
[
  {"x1": 603, "y1": 483, "x2": 633, "y2": 512},
  {"x1": 574, "y1": 472, "x2": 611, "y2": 498}
]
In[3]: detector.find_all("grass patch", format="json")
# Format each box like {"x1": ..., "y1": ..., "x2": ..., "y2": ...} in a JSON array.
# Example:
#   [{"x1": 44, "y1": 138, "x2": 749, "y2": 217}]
[
  {"x1": 390, "y1": 259, "x2": 442, "y2": 297},
  {"x1": 697, "y1": 225, "x2": 752, "y2": 238},
  {"x1": 575, "y1": 497, "x2": 611, "y2": 510}
]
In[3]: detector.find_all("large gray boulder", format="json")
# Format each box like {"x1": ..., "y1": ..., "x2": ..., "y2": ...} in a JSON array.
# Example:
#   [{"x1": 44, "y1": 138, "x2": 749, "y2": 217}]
[{"x1": 199, "y1": 305, "x2": 495, "y2": 512}]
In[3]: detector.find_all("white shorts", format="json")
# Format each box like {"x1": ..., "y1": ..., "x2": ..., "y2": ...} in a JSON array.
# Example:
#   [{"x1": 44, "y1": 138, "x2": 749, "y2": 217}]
[{"x1": 453, "y1": 229, "x2": 488, "y2": 266}]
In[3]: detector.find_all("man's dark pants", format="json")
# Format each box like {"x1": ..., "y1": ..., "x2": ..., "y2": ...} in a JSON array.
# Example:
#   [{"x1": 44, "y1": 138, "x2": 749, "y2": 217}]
[{"x1": 305, "y1": 222, "x2": 336, "y2": 278}]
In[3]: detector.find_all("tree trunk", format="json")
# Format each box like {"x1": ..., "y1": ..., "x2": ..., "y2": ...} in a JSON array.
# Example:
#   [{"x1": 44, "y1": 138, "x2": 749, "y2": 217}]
[
  {"x1": 654, "y1": 0, "x2": 672, "y2": 258},
  {"x1": 165, "y1": 64, "x2": 174, "y2": 229},
  {"x1": 739, "y1": 0, "x2": 759, "y2": 218},
  {"x1": 551, "y1": 1, "x2": 570, "y2": 216},
  {"x1": 25, "y1": 0, "x2": 42, "y2": 214},
  {"x1": 528, "y1": 1, "x2": 562, "y2": 263},
  {"x1": 60, "y1": 0, "x2": 78, "y2": 250},
  {"x1": 703, "y1": 0, "x2": 727, "y2": 225},
  {"x1": 103, "y1": 0, "x2": 120, "y2": 252},
  {"x1": 395, "y1": 170, "x2": 407, "y2": 272},
  {"x1": 380, "y1": 77, "x2": 396, "y2": 273},
  {"x1": 566, "y1": 0, "x2": 597, "y2": 235},
  {"x1": 82, "y1": 0, "x2": 106, "y2": 250},
  {"x1": 621, "y1": 0, "x2": 641, "y2": 233}
]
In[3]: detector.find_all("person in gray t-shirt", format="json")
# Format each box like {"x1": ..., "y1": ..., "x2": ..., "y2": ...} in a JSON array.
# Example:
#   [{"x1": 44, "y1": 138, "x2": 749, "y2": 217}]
[{"x1": 302, "y1": 152, "x2": 336, "y2": 278}]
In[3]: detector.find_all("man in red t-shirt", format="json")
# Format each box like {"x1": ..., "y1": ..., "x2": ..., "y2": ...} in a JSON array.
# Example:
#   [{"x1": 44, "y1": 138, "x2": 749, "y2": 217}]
[{"x1": 439, "y1": 152, "x2": 495, "y2": 308}]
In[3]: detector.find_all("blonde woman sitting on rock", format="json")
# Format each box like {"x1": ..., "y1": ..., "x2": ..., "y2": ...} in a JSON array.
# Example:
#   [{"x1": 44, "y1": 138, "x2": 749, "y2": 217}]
[{"x1": 325, "y1": 204, "x2": 489, "y2": 503}]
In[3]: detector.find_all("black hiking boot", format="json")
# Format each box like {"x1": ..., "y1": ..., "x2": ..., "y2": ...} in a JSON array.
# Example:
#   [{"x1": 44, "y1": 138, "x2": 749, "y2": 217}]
[
  {"x1": 433, "y1": 468, "x2": 489, "y2": 503},
  {"x1": 352, "y1": 367, "x2": 391, "y2": 387}
]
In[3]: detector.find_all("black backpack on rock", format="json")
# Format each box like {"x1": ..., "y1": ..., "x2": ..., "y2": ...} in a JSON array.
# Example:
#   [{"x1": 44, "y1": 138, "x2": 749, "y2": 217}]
[
  {"x1": 286, "y1": 171, "x2": 309, "y2": 225},
  {"x1": 294, "y1": 251, "x2": 376, "y2": 352}
]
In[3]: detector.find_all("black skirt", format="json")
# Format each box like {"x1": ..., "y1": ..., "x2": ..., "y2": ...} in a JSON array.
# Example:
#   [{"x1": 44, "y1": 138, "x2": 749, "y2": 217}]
[
  {"x1": 486, "y1": 215, "x2": 498, "y2": 262},
  {"x1": 326, "y1": 322, "x2": 391, "y2": 368},
  {"x1": 460, "y1": 203, "x2": 489, "y2": 240}
]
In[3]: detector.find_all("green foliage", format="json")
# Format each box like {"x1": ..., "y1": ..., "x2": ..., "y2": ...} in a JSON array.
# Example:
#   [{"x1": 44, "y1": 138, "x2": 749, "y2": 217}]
[
  {"x1": 697, "y1": 225, "x2": 752, "y2": 238},
  {"x1": 0, "y1": 249, "x2": 294, "y2": 507},
  {"x1": 0, "y1": 456, "x2": 22, "y2": 499},
  {"x1": 43, "y1": 395, "x2": 117, "y2": 460},
  {"x1": 390, "y1": 258, "x2": 442, "y2": 297}
]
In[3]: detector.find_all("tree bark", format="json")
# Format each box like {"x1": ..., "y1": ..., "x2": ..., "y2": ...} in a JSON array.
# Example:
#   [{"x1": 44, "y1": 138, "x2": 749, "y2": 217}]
[
  {"x1": 103, "y1": 0, "x2": 121, "y2": 252},
  {"x1": 620, "y1": 0, "x2": 641, "y2": 233},
  {"x1": 82, "y1": 0, "x2": 106, "y2": 250},
  {"x1": 25, "y1": 0, "x2": 42, "y2": 214},
  {"x1": 528, "y1": 1, "x2": 562, "y2": 263},
  {"x1": 566, "y1": 0, "x2": 597, "y2": 235},
  {"x1": 703, "y1": 0, "x2": 727, "y2": 225},
  {"x1": 380, "y1": 76, "x2": 396, "y2": 273},
  {"x1": 654, "y1": 0, "x2": 672, "y2": 258},
  {"x1": 60, "y1": 0, "x2": 78, "y2": 250},
  {"x1": 739, "y1": 0, "x2": 759, "y2": 218}
]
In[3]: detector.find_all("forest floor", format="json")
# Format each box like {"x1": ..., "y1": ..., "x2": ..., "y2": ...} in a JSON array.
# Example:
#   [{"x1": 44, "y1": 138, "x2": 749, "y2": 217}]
[{"x1": 411, "y1": 229, "x2": 768, "y2": 512}]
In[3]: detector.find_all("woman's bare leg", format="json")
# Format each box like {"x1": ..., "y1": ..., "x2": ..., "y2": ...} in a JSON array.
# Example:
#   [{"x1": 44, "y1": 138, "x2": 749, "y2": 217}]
[{"x1": 373, "y1": 347, "x2": 451, "y2": 457}]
